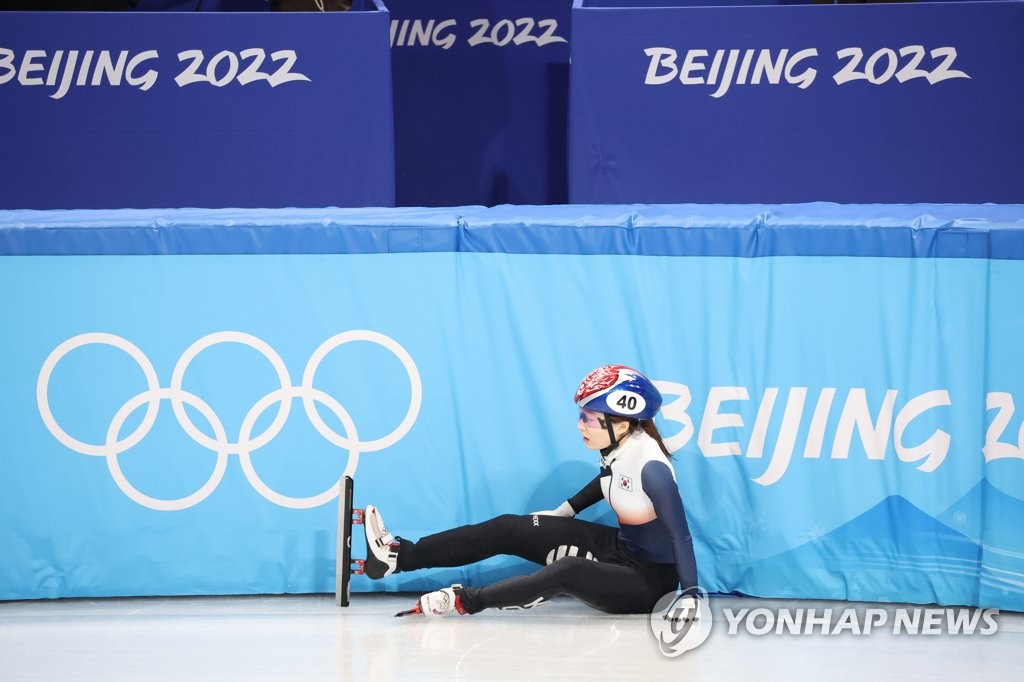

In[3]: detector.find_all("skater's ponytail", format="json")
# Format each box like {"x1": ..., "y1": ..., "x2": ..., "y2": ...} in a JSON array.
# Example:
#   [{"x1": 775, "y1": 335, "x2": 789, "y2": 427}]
[
  {"x1": 625, "y1": 418, "x2": 673, "y2": 460},
  {"x1": 642, "y1": 419, "x2": 674, "y2": 460}
]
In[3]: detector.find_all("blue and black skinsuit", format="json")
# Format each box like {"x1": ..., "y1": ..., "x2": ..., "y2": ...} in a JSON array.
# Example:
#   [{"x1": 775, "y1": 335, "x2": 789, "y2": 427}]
[{"x1": 395, "y1": 430, "x2": 699, "y2": 614}]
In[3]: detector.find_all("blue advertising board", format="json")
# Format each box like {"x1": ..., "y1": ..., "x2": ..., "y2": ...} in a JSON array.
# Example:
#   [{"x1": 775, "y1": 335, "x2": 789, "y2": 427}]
[
  {"x1": 0, "y1": 7, "x2": 395, "y2": 209},
  {"x1": 569, "y1": 0, "x2": 1024, "y2": 204},
  {"x1": 2, "y1": 202, "x2": 1024, "y2": 612},
  {"x1": 386, "y1": 0, "x2": 572, "y2": 207}
]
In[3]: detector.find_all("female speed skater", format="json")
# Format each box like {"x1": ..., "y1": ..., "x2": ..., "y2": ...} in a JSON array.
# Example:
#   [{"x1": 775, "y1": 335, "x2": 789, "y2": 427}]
[{"x1": 363, "y1": 364, "x2": 699, "y2": 617}]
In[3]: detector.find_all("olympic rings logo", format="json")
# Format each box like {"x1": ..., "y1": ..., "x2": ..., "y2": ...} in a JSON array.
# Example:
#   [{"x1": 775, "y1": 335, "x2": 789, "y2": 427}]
[{"x1": 36, "y1": 331, "x2": 421, "y2": 512}]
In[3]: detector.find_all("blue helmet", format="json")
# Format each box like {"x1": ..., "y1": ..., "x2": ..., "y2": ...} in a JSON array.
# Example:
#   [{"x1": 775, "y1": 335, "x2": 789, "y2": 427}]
[{"x1": 574, "y1": 365, "x2": 663, "y2": 421}]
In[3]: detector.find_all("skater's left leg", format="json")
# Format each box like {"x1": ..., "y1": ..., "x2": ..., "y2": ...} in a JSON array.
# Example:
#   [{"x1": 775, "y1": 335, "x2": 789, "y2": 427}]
[{"x1": 457, "y1": 556, "x2": 666, "y2": 615}]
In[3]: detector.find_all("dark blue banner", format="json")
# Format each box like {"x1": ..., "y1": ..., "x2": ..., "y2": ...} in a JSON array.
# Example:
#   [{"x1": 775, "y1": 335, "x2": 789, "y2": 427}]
[
  {"x1": 569, "y1": 0, "x2": 1024, "y2": 204},
  {"x1": 0, "y1": 8, "x2": 395, "y2": 209},
  {"x1": 387, "y1": 0, "x2": 572, "y2": 207}
]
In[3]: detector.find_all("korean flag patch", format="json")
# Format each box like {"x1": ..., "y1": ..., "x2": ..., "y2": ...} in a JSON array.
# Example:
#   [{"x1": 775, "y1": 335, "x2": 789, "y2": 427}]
[{"x1": 618, "y1": 475, "x2": 633, "y2": 492}]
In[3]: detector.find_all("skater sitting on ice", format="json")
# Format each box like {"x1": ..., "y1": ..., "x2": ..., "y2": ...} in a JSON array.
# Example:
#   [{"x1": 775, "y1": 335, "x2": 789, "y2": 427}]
[{"x1": 364, "y1": 365, "x2": 699, "y2": 617}]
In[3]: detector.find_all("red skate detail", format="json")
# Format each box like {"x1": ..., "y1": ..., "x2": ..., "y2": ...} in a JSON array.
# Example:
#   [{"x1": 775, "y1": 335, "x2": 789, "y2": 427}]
[
  {"x1": 394, "y1": 602, "x2": 423, "y2": 617},
  {"x1": 393, "y1": 592, "x2": 467, "y2": 617}
]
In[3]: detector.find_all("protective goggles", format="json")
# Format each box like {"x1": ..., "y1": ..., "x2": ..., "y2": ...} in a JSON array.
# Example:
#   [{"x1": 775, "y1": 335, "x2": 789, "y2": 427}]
[{"x1": 578, "y1": 409, "x2": 608, "y2": 428}]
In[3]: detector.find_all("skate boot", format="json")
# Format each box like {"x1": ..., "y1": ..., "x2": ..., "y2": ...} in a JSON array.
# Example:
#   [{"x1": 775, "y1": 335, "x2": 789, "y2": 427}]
[
  {"x1": 395, "y1": 586, "x2": 468, "y2": 617},
  {"x1": 363, "y1": 504, "x2": 400, "y2": 580}
]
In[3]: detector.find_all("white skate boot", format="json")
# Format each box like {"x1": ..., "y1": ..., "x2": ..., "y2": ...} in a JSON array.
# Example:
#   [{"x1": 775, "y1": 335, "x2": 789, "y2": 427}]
[
  {"x1": 395, "y1": 586, "x2": 468, "y2": 617},
  {"x1": 363, "y1": 504, "x2": 400, "y2": 580}
]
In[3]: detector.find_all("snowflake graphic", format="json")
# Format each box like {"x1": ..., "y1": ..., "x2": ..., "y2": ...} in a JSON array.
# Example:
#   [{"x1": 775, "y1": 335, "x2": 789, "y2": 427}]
[
  {"x1": 743, "y1": 509, "x2": 769, "y2": 535},
  {"x1": 800, "y1": 523, "x2": 830, "y2": 544}
]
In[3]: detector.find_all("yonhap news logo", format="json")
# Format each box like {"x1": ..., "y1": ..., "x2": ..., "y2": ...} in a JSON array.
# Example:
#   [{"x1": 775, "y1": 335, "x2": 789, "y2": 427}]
[
  {"x1": 649, "y1": 595, "x2": 1000, "y2": 658},
  {"x1": 720, "y1": 604, "x2": 999, "y2": 637},
  {"x1": 650, "y1": 588, "x2": 713, "y2": 657}
]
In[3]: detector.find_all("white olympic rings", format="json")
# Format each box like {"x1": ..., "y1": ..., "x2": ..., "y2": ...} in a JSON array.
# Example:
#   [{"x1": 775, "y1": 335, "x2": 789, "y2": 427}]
[{"x1": 37, "y1": 331, "x2": 421, "y2": 511}]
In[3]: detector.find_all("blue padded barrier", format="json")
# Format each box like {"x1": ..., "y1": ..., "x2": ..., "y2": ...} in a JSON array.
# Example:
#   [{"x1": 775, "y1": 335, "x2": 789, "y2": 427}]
[
  {"x1": 2, "y1": 203, "x2": 1022, "y2": 257},
  {"x1": 1, "y1": 203, "x2": 1023, "y2": 611}
]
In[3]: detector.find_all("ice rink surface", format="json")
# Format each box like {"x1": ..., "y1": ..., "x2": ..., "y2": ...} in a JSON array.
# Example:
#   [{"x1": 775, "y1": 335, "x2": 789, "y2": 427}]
[{"x1": 2, "y1": 594, "x2": 1022, "y2": 681}]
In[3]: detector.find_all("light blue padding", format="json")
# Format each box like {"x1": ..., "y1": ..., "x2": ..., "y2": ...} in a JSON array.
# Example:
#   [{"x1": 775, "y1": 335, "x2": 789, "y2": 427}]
[
  {"x1": 2, "y1": 203, "x2": 1023, "y2": 257},
  {"x1": 1, "y1": 207, "x2": 1023, "y2": 611}
]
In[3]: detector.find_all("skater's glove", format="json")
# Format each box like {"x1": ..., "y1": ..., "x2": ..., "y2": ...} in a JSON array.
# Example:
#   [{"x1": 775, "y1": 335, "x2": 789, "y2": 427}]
[{"x1": 529, "y1": 501, "x2": 576, "y2": 517}]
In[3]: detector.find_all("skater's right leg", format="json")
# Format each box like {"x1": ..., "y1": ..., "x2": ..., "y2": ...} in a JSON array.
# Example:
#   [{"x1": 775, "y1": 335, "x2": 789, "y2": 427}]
[
  {"x1": 397, "y1": 513, "x2": 617, "y2": 570},
  {"x1": 365, "y1": 507, "x2": 619, "y2": 578}
]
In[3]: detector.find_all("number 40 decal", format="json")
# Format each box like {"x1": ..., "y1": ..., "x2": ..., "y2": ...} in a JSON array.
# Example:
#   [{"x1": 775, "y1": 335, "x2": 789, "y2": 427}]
[{"x1": 608, "y1": 389, "x2": 645, "y2": 415}]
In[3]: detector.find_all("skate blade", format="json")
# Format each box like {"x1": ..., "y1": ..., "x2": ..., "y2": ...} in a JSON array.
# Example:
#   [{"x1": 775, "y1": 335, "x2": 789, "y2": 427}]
[{"x1": 394, "y1": 603, "x2": 422, "y2": 617}]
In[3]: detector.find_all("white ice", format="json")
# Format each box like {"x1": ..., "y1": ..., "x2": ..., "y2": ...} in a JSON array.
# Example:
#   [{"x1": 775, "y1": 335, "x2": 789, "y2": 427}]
[{"x1": 1, "y1": 595, "x2": 1021, "y2": 681}]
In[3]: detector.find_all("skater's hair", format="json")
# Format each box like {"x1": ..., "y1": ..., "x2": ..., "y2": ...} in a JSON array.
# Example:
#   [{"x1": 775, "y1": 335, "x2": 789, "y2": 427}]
[{"x1": 609, "y1": 416, "x2": 673, "y2": 460}]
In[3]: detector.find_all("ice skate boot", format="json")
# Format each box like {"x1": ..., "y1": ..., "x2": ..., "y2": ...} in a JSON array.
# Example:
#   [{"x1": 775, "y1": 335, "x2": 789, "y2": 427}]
[
  {"x1": 395, "y1": 586, "x2": 468, "y2": 617},
  {"x1": 363, "y1": 504, "x2": 400, "y2": 580}
]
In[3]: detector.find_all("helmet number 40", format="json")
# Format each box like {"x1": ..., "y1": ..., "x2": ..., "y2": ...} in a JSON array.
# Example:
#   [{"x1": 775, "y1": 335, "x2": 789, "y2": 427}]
[{"x1": 608, "y1": 390, "x2": 645, "y2": 416}]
